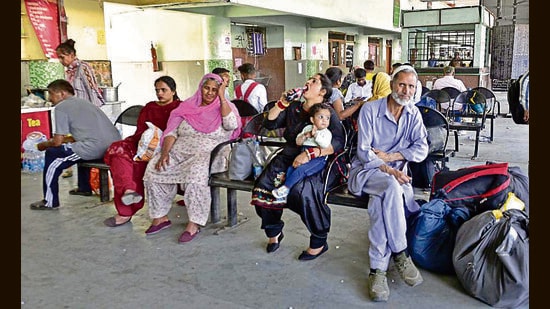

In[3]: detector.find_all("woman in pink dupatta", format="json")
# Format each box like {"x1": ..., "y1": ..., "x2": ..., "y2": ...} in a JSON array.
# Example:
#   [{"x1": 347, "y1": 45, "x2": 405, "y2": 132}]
[{"x1": 143, "y1": 73, "x2": 242, "y2": 243}]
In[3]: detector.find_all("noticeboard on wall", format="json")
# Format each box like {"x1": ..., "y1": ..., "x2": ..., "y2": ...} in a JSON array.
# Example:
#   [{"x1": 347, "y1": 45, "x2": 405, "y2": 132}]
[{"x1": 86, "y1": 60, "x2": 113, "y2": 87}]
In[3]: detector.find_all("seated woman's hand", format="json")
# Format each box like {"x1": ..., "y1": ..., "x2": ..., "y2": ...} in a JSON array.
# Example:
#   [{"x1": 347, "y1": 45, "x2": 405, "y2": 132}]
[
  {"x1": 155, "y1": 152, "x2": 170, "y2": 171},
  {"x1": 218, "y1": 83, "x2": 226, "y2": 101},
  {"x1": 292, "y1": 151, "x2": 309, "y2": 168}
]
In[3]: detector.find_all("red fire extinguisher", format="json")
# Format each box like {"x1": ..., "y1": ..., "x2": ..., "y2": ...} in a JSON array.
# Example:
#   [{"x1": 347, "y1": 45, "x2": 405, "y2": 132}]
[{"x1": 151, "y1": 42, "x2": 160, "y2": 72}]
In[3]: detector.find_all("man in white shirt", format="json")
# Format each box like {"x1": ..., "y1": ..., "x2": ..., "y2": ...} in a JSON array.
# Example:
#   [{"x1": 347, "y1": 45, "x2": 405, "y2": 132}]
[
  {"x1": 432, "y1": 66, "x2": 468, "y2": 115},
  {"x1": 235, "y1": 63, "x2": 268, "y2": 113},
  {"x1": 344, "y1": 68, "x2": 372, "y2": 105},
  {"x1": 432, "y1": 66, "x2": 467, "y2": 92}
]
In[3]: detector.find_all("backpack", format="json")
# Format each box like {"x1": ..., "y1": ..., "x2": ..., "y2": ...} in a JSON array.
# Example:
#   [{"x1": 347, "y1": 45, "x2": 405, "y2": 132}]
[
  {"x1": 453, "y1": 209, "x2": 529, "y2": 308},
  {"x1": 416, "y1": 96, "x2": 437, "y2": 110},
  {"x1": 430, "y1": 162, "x2": 511, "y2": 215},
  {"x1": 507, "y1": 76, "x2": 528, "y2": 124},
  {"x1": 406, "y1": 199, "x2": 471, "y2": 274}
]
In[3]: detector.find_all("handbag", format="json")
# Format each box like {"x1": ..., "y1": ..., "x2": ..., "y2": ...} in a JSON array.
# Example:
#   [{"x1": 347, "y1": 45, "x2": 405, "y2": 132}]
[{"x1": 228, "y1": 138, "x2": 266, "y2": 180}]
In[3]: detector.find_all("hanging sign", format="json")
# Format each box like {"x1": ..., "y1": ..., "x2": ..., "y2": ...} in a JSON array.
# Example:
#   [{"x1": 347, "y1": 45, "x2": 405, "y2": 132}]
[{"x1": 24, "y1": 0, "x2": 60, "y2": 59}]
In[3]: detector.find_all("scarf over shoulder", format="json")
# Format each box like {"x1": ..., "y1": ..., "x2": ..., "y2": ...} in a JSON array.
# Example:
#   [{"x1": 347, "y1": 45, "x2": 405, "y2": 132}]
[
  {"x1": 162, "y1": 73, "x2": 242, "y2": 143},
  {"x1": 368, "y1": 72, "x2": 392, "y2": 102}
]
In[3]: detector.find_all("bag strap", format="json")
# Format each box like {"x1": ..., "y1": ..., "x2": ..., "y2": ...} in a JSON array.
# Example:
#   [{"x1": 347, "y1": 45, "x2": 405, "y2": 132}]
[
  {"x1": 242, "y1": 82, "x2": 259, "y2": 103},
  {"x1": 442, "y1": 163, "x2": 509, "y2": 193},
  {"x1": 235, "y1": 84, "x2": 243, "y2": 100}
]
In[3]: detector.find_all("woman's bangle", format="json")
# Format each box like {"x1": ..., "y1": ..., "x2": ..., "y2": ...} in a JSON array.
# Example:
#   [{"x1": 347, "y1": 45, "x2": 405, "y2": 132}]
[
  {"x1": 276, "y1": 100, "x2": 289, "y2": 110},
  {"x1": 307, "y1": 147, "x2": 316, "y2": 159}
]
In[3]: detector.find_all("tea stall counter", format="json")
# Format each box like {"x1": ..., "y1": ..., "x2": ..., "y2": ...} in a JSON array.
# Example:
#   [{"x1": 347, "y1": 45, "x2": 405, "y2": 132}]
[{"x1": 21, "y1": 106, "x2": 54, "y2": 158}]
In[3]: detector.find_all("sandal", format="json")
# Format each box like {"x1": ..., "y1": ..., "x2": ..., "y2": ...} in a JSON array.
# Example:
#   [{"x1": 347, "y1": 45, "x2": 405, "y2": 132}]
[{"x1": 121, "y1": 191, "x2": 143, "y2": 206}]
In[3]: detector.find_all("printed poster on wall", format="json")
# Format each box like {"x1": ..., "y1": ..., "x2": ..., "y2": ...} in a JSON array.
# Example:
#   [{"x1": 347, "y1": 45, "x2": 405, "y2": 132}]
[{"x1": 24, "y1": 0, "x2": 60, "y2": 59}]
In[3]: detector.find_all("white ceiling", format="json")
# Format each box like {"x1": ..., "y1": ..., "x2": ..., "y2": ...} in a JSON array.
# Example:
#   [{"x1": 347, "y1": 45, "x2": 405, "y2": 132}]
[{"x1": 140, "y1": 0, "x2": 528, "y2": 30}]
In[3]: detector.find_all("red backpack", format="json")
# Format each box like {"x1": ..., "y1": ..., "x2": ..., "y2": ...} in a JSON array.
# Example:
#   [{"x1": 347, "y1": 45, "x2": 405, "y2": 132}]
[{"x1": 430, "y1": 162, "x2": 511, "y2": 215}]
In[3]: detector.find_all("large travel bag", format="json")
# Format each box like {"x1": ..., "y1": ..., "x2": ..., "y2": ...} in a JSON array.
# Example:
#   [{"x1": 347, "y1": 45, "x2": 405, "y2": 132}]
[
  {"x1": 430, "y1": 162, "x2": 511, "y2": 215},
  {"x1": 453, "y1": 209, "x2": 529, "y2": 308},
  {"x1": 406, "y1": 198, "x2": 471, "y2": 274}
]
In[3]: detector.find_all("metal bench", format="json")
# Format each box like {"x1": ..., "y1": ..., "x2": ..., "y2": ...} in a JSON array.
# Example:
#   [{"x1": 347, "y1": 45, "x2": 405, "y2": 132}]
[
  {"x1": 207, "y1": 112, "x2": 367, "y2": 228},
  {"x1": 77, "y1": 105, "x2": 143, "y2": 202}
]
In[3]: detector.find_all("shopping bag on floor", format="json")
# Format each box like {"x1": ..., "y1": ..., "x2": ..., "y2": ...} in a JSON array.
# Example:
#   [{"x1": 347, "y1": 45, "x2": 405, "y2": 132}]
[{"x1": 90, "y1": 168, "x2": 113, "y2": 196}]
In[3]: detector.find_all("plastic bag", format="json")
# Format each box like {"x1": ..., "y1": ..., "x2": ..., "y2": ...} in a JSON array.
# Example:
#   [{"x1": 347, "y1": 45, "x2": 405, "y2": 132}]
[
  {"x1": 21, "y1": 131, "x2": 47, "y2": 173},
  {"x1": 134, "y1": 122, "x2": 162, "y2": 161},
  {"x1": 89, "y1": 168, "x2": 113, "y2": 197}
]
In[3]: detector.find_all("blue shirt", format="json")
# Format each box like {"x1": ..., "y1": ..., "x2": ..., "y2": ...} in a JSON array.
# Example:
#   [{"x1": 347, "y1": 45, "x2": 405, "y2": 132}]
[{"x1": 347, "y1": 97, "x2": 429, "y2": 195}]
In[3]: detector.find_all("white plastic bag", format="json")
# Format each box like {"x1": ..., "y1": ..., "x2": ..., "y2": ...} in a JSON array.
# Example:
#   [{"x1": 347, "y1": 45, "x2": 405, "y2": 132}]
[{"x1": 134, "y1": 122, "x2": 162, "y2": 161}]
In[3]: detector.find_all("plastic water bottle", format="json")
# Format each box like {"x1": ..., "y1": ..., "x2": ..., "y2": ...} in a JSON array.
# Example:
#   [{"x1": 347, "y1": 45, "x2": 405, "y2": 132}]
[
  {"x1": 22, "y1": 132, "x2": 47, "y2": 173},
  {"x1": 253, "y1": 163, "x2": 262, "y2": 180},
  {"x1": 252, "y1": 140, "x2": 265, "y2": 179}
]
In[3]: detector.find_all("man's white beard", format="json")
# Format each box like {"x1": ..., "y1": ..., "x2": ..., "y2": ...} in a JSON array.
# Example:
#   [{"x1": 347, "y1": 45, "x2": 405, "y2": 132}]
[{"x1": 391, "y1": 92, "x2": 413, "y2": 106}]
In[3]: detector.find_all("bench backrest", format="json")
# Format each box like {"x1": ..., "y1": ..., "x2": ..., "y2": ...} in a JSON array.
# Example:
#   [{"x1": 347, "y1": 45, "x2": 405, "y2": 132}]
[{"x1": 115, "y1": 105, "x2": 143, "y2": 127}]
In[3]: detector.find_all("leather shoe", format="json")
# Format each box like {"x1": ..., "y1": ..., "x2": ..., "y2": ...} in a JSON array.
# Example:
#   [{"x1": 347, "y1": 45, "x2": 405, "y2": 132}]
[
  {"x1": 266, "y1": 232, "x2": 284, "y2": 253},
  {"x1": 69, "y1": 188, "x2": 92, "y2": 196},
  {"x1": 103, "y1": 216, "x2": 132, "y2": 227},
  {"x1": 298, "y1": 243, "x2": 328, "y2": 261}
]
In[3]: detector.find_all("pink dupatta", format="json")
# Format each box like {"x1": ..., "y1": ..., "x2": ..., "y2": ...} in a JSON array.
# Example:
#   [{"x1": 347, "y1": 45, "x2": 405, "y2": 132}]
[{"x1": 162, "y1": 73, "x2": 242, "y2": 144}]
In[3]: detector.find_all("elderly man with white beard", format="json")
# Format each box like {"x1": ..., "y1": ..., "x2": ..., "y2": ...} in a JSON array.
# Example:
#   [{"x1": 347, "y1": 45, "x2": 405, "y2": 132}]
[{"x1": 347, "y1": 65, "x2": 429, "y2": 302}]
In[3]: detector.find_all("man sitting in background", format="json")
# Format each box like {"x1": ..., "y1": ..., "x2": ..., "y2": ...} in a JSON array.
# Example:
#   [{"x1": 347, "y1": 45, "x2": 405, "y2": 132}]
[
  {"x1": 432, "y1": 66, "x2": 467, "y2": 122},
  {"x1": 30, "y1": 79, "x2": 121, "y2": 210},
  {"x1": 363, "y1": 59, "x2": 376, "y2": 83},
  {"x1": 344, "y1": 67, "x2": 372, "y2": 104},
  {"x1": 235, "y1": 63, "x2": 268, "y2": 113},
  {"x1": 432, "y1": 66, "x2": 467, "y2": 92},
  {"x1": 428, "y1": 52, "x2": 438, "y2": 67}
]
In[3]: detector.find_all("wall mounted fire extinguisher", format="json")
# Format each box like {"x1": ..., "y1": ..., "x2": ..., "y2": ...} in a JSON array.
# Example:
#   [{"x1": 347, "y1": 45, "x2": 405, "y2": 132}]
[{"x1": 151, "y1": 42, "x2": 160, "y2": 72}]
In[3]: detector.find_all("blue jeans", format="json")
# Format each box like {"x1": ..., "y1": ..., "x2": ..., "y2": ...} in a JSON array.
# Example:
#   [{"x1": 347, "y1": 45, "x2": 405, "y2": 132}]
[{"x1": 284, "y1": 156, "x2": 327, "y2": 190}]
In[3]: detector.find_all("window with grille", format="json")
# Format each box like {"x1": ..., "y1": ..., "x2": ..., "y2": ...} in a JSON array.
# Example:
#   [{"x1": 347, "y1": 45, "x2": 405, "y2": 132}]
[{"x1": 407, "y1": 30, "x2": 475, "y2": 68}]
